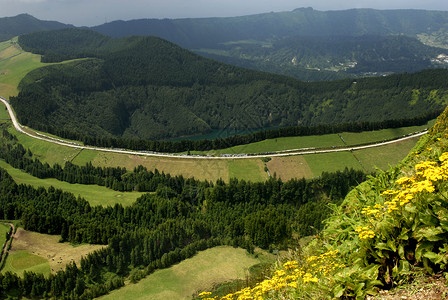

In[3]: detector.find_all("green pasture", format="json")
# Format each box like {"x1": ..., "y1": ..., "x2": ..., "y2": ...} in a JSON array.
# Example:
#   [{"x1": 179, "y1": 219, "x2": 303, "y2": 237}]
[
  {"x1": 0, "y1": 38, "x2": 85, "y2": 99},
  {"x1": 1, "y1": 250, "x2": 50, "y2": 277},
  {"x1": 304, "y1": 152, "x2": 364, "y2": 176},
  {"x1": 354, "y1": 136, "x2": 421, "y2": 172},
  {"x1": 339, "y1": 121, "x2": 434, "y2": 145},
  {"x1": 0, "y1": 39, "x2": 49, "y2": 98},
  {"x1": 228, "y1": 159, "x2": 267, "y2": 181},
  {"x1": 101, "y1": 246, "x2": 268, "y2": 300},
  {"x1": 0, "y1": 159, "x2": 143, "y2": 207},
  {"x1": 207, "y1": 133, "x2": 345, "y2": 155},
  {"x1": 0, "y1": 105, "x2": 9, "y2": 120},
  {"x1": 0, "y1": 223, "x2": 10, "y2": 247},
  {"x1": 11, "y1": 127, "x2": 82, "y2": 166}
]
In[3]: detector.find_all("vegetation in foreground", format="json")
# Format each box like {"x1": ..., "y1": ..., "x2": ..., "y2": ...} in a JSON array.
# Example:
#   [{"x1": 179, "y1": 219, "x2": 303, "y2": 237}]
[{"x1": 200, "y1": 106, "x2": 448, "y2": 299}]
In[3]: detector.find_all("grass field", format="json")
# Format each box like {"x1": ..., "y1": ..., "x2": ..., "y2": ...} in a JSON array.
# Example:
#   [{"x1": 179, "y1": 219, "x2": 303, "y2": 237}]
[
  {"x1": 0, "y1": 38, "x2": 50, "y2": 98},
  {"x1": 1, "y1": 228, "x2": 104, "y2": 276},
  {"x1": 0, "y1": 159, "x2": 144, "y2": 207},
  {"x1": 339, "y1": 121, "x2": 434, "y2": 145},
  {"x1": 354, "y1": 136, "x2": 421, "y2": 172},
  {"x1": 2, "y1": 250, "x2": 50, "y2": 277},
  {"x1": 12, "y1": 127, "x2": 82, "y2": 166},
  {"x1": 228, "y1": 159, "x2": 267, "y2": 182},
  {"x1": 0, "y1": 105, "x2": 9, "y2": 120},
  {"x1": 207, "y1": 134, "x2": 345, "y2": 155},
  {"x1": 267, "y1": 156, "x2": 314, "y2": 181},
  {"x1": 0, "y1": 223, "x2": 11, "y2": 247},
  {"x1": 100, "y1": 246, "x2": 270, "y2": 300},
  {"x1": 304, "y1": 152, "x2": 364, "y2": 176},
  {"x1": 203, "y1": 121, "x2": 432, "y2": 155}
]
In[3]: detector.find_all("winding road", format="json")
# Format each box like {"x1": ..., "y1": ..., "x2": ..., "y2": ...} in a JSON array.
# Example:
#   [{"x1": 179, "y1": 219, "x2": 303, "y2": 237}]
[{"x1": 0, "y1": 96, "x2": 428, "y2": 160}]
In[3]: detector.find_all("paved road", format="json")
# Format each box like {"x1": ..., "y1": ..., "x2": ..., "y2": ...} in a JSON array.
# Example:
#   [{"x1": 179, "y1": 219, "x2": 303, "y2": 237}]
[{"x1": 0, "y1": 96, "x2": 427, "y2": 160}]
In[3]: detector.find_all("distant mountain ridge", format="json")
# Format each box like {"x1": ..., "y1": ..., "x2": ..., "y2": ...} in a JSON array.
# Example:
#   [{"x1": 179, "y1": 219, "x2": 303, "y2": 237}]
[
  {"x1": 2, "y1": 9, "x2": 448, "y2": 80},
  {"x1": 91, "y1": 8, "x2": 448, "y2": 49},
  {"x1": 90, "y1": 8, "x2": 448, "y2": 79},
  {"x1": 0, "y1": 13, "x2": 71, "y2": 42}
]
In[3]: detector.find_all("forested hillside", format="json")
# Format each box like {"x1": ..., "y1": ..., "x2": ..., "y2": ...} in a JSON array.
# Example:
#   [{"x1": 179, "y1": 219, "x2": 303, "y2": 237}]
[
  {"x1": 13, "y1": 29, "x2": 448, "y2": 141},
  {"x1": 0, "y1": 123, "x2": 367, "y2": 298},
  {"x1": 0, "y1": 14, "x2": 70, "y2": 42}
]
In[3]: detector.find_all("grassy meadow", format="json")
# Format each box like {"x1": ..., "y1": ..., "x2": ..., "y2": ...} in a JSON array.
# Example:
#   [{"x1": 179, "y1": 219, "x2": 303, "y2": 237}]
[
  {"x1": 1, "y1": 228, "x2": 105, "y2": 276},
  {"x1": 0, "y1": 38, "x2": 50, "y2": 98},
  {"x1": 100, "y1": 246, "x2": 271, "y2": 300},
  {"x1": 0, "y1": 159, "x2": 144, "y2": 207},
  {"x1": 0, "y1": 223, "x2": 11, "y2": 247},
  {"x1": 2, "y1": 250, "x2": 50, "y2": 277},
  {"x1": 353, "y1": 136, "x2": 422, "y2": 172}
]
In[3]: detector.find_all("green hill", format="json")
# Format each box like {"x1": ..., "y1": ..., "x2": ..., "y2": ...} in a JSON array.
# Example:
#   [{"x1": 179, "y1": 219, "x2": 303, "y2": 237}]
[
  {"x1": 12, "y1": 28, "x2": 448, "y2": 142},
  {"x1": 0, "y1": 14, "x2": 70, "y2": 42}
]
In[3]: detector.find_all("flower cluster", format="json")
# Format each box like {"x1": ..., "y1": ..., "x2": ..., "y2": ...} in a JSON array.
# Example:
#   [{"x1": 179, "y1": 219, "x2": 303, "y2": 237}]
[
  {"x1": 355, "y1": 226, "x2": 375, "y2": 239},
  {"x1": 199, "y1": 250, "x2": 343, "y2": 300},
  {"x1": 356, "y1": 152, "x2": 448, "y2": 239}
]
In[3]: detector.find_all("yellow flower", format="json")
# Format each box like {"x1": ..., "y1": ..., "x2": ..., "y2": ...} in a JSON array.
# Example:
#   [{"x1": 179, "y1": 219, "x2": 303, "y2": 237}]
[
  {"x1": 395, "y1": 177, "x2": 414, "y2": 186},
  {"x1": 302, "y1": 273, "x2": 318, "y2": 283},
  {"x1": 439, "y1": 152, "x2": 448, "y2": 162}
]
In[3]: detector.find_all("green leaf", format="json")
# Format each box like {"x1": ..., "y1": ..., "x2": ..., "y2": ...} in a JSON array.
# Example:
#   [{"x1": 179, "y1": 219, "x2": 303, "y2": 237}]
[
  {"x1": 413, "y1": 226, "x2": 444, "y2": 242},
  {"x1": 386, "y1": 239, "x2": 397, "y2": 252},
  {"x1": 423, "y1": 251, "x2": 439, "y2": 262},
  {"x1": 418, "y1": 212, "x2": 439, "y2": 227},
  {"x1": 333, "y1": 284, "x2": 345, "y2": 298},
  {"x1": 440, "y1": 220, "x2": 448, "y2": 231},
  {"x1": 397, "y1": 228, "x2": 409, "y2": 240},
  {"x1": 415, "y1": 242, "x2": 434, "y2": 262},
  {"x1": 398, "y1": 244, "x2": 405, "y2": 259}
]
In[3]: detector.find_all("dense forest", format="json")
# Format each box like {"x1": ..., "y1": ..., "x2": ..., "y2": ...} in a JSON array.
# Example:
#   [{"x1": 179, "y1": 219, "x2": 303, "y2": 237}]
[
  {"x1": 0, "y1": 126, "x2": 367, "y2": 299},
  {"x1": 12, "y1": 29, "x2": 448, "y2": 142}
]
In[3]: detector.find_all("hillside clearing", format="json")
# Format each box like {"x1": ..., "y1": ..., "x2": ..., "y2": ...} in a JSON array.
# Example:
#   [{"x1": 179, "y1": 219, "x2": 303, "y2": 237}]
[
  {"x1": 1, "y1": 228, "x2": 105, "y2": 276},
  {"x1": 0, "y1": 159, "x2": 144, "y2": 207},
  {"x1": 0, "y1": 223, "x2": 10, "y2": 248},
  {"x1": 100, "y1": 246, "x2": 270, "y2": 300}
]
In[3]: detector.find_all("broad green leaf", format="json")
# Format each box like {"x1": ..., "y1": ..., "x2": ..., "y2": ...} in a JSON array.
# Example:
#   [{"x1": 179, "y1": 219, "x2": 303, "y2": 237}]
[
  {"x1": 333, "y1": 284, "x2": 345, "y2": 298},
  {"x1": 418, "y1": 213, "x2": 439, "y2": 227},
  {"x1": 415, "y1": 242, "x2": 434, "y2": 262},
  {"x1": 423, "y1": 251, "x2": 439, "y2": 262},
  {"x1": 386, "y1": 239, "x2": 397, "y2": 252},
  {"x1": 413, "y1": 226, "x2": 444, "y2": 242},
  {"x1": 398, "y1": 244, "x2": 405, "y2": 259}
]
